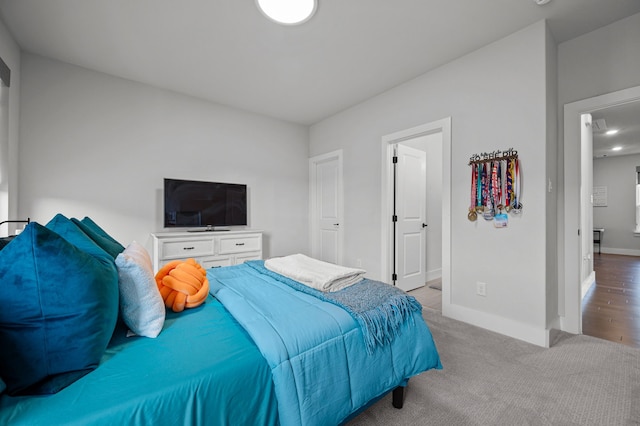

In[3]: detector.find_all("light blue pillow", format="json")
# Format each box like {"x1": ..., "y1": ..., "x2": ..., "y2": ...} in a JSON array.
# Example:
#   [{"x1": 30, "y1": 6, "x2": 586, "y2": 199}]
[
  {"x1": 115, "y1": 241, "x2": 165, "y2": 338},
  {"x1": 0, "y1": 222, "x2": 119, "y2": 395}
]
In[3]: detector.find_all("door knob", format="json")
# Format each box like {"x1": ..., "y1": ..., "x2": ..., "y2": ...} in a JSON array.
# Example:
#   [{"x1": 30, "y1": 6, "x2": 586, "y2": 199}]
[{"x1": 422, "y1": 223, "x2": 428, "y2": 228}]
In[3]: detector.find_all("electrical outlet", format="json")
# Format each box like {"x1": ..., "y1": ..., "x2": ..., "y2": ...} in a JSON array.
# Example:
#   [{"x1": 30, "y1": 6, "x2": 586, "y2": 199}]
[{"x1": 476, "y1": 281, "x2": 487, "y2": 297}]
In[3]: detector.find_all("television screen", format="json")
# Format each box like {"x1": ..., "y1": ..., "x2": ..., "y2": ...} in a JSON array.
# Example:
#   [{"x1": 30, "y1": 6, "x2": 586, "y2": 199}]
[{"x1": 164, "y1": 178, "x2": 247, "y2": 228}]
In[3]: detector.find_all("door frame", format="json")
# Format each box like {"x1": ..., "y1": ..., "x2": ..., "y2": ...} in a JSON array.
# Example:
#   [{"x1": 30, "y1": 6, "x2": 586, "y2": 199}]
[
  {"x1": 309, "y1": 149, "x2": 344, "y2": 264},
  {"x1": 562, "y1": 85, "x2": 640, "y2": 334},
  {"x1": 381, "y1": 117, "x2": 451, "y2": 306}
]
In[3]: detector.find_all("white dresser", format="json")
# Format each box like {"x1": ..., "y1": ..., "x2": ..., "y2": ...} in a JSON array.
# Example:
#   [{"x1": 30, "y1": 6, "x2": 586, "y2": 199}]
[{"x1": 151, "y1": 230, "x2": 262, "y2": 272}]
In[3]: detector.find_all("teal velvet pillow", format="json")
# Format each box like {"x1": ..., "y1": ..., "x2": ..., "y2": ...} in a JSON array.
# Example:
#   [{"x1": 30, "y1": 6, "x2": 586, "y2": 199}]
[
  {"x1": 71, "y1": 216, "x2": 125, "y2": 259},
  {"x1": 46, "y1": 214, "x2": 114, "y2": 269},
  {"x1": 0, "y1": 222, "x2": 119, "y2": 395},
  {"x1": 0, "y1": 236, "x2": 14, "y2": 251}
]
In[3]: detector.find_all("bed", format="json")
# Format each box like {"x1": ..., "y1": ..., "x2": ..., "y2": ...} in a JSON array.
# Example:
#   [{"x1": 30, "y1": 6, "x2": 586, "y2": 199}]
[
  {"x1": 0, "y1": 219, "x2": 441, "y2": 425},
  {"x1": 208, "y1": 260, "x2": 443, "y2": 425}
]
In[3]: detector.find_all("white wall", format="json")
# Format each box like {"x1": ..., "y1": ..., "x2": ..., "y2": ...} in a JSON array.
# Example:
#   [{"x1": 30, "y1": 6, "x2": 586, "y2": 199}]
[
  {"x1": 18, "y1": 53, "x2": 310, "y2": 257},
  {"x1": 558, "y1": 13, "x2": 640, "y2": 107},
  {"x1": 545, "y1": 24, "x2": 558, "y2": 328},
  {"x1": 0, "y1": 18, "x2": 20, "y2": 231},
  {"x1": 593, "y1": 154, "x2": 640, "y2": 255},
  {"x1": 310, "y1": 21, "x2": 553, "y2": 345}
]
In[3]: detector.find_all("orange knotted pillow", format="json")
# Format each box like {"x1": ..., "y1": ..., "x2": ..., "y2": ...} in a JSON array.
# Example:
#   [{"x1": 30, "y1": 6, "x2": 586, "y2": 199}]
[{"x1": 155, "y1": 258, "x2": 209, "y2": 312}]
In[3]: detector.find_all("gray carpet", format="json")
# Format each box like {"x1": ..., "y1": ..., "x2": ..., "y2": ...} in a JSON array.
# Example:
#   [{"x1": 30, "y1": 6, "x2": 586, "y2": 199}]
[{"x1": 348, "y1": 307, "x2": 640, "y2": 425}]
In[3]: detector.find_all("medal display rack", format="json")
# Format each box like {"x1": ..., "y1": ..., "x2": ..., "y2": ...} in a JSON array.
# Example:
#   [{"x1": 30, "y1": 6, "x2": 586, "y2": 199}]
[
  {"x1": 467, "y1": 148, "x2": 522, "y2": 225},
  {"x1": 468, "y1": 148, "x2": 518, "y2": 165}
]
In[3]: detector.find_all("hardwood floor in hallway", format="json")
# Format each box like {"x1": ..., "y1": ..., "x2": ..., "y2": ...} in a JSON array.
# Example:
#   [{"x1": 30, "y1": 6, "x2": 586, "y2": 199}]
[{"x1": 582, "y1": 253, "x2": 640, "y2": 348}]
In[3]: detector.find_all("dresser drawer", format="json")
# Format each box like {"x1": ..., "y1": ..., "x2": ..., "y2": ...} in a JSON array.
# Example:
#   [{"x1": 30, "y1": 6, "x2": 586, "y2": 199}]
[
  {"x1": 234, "y1": 252, "x2": 263, "y2": 264},
  {"x1": 161, "y1": 239, "x2": 214, "y2": 259},
  {"x1": 200, "y1": 256, "x2": 233, "y2": 269},
  {"x1": 219, "y1": 235, "x2": 262, "y2": 254}
]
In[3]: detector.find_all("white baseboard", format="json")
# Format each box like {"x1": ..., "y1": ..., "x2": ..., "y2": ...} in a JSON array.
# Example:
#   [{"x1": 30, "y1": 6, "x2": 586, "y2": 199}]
[
  {"x1": 426, "y1": 268, "x2": 442, "y2": 282},
  {"x1": 600, "y1": 247, "x2": 640, "y2": 256},
  {"x1": 581, "y1": 271, "x2": 596, "y2": 300},
  {"x1": 442, "y1": 303, "x2": 550, "y2": 347}
]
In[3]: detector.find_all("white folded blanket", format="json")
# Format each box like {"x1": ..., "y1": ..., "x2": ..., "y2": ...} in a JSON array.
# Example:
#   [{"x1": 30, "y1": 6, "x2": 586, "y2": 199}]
[{"x1": 264, "y1": 254, "x2": 366, "y2": 292}]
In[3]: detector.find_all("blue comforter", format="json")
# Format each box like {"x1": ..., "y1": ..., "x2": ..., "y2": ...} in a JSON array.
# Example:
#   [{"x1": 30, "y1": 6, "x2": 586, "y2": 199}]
[
  {"x1": 208, "y1": 263, "x2": 442, "y2": 426},
  {"x1": 0, "y1": 296, "x2": 278, "y2": 426}
]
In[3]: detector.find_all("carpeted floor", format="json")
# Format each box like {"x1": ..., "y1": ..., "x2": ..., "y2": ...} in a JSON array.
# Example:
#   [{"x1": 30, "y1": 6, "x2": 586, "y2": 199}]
[{"x1": 348, "y1": 295, "x2": 640, "y2": 425}]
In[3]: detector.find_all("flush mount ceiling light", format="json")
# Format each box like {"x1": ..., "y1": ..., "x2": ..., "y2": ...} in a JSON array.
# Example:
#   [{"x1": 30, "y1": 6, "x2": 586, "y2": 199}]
[
  {"x1": 534, "y1": 0, "x2": 551, "y2": 5},
  {"x1": 256, "y1": 0, "x2": 317, "y2": 25},
  {"x1": 606, "y1": 129, "x2": 619, "y2": 135},
  {"x1": 612, "y1": 146, "x2": 623, "y2": 151}
]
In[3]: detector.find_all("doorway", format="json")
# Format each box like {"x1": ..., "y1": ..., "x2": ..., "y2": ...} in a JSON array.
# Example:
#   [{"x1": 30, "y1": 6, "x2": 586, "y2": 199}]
[
  {"x1": 581, "y1": 100, "x2": 640, "y2": 346},
  {"x1": 562, "y1": 85, "x2": 640, "y2": 334},
  {"x1": 381, "y1": 118, "x2": 451, "y2": 308}
]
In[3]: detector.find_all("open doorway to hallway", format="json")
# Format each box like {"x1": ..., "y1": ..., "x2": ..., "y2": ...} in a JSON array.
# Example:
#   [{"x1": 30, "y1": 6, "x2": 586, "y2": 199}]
[
  {"x1": 381, "y1": 117, "x2": 451, "y2": 313},
  {"x1": 580, "y1": 100, "x2": 640, "y2": 347},
  {"x1": 392, "y1": 134, "x2": 443, "y2": 293},
  {"x1": 399, "y1": 134, "x2": 444, "y2": 311},
  {"x1": 562, "y1": 85, "x2": 640, "y2": 336}
]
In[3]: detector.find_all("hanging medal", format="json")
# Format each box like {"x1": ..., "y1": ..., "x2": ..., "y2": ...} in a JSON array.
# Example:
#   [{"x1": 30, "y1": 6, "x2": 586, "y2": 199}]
[
  {"x1": 468, "y1": 163, "x2": 477, "y2": 221},
  {"x1": 493, "y1": 159, "x2": 508, "y2": 227},
  {"x1": 503, "y1": 159, "x2": 508, "y2": 209},
  {"x1": 491, "y1": 161, "x2": 500, "y2": 211},
  {"x1": 512, "y1": 158, "x2": 523, "y2": 214},
  {"x1": 483, "y1": 161, "x2": 495, "y2": 221},
  {"x1": 495, "y1": 160, "x2": 503, "y2": 212},
  {"x1": 505, "y1": 158, "x2": 514, "y2": 212},
  {"x1": 476, "y1": 162, "x2": 483, "y2": 213}
]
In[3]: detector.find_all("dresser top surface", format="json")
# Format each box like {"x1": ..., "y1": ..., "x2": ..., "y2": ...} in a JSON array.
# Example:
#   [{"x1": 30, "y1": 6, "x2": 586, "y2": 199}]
[{"x1": 152, "y1": 229, "x2": 262, "y2": 239}]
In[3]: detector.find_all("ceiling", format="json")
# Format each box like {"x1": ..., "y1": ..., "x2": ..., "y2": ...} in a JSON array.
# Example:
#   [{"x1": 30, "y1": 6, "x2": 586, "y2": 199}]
[
  {"x1": 592, "y1": 101, "x2": 640, "y2": 159},
  {"x1": 1, "y1": 0, "x2": 640, "y2": 125}
]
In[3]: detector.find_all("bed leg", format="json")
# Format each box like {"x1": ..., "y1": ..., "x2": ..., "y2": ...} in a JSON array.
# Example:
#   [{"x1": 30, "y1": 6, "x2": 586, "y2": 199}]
[{"x1": 392, "y1": 386, "x2": 405, "y2": 409}]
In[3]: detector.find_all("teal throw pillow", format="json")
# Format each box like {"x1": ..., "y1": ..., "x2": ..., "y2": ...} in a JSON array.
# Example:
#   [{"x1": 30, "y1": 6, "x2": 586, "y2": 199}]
[
  {"x1": 71, "y1": 216, "x2": 125, "y2": 259},
  {"x1": 46, "y1": 214, "x2": 114, "y2": 269},
  {"x1": 0, "y1": 222, "x2": 119, "y2": 395},
  {"x1": 0, "y1": 237, "x2": 14, "y2": 251}
]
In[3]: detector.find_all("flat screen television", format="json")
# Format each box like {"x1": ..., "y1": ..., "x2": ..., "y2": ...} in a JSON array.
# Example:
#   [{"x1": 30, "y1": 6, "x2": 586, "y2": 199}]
[{"x1": 164, "y1": 178, "x2": 247, "y2": 229}]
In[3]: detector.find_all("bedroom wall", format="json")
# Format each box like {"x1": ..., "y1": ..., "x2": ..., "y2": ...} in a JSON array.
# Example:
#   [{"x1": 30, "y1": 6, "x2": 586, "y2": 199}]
[
  {"x1": 544, "y1": 24, "x2": 559, "y2": 329},
  {"x1": 558, "y1": 12, "x2": 640, "y2": 107},
  {"x1": 18, "y1": 53, "x2": 310, "y2": 257},
  {"x1": 593, "y1": 154, "x2": 640, "y2": 255},
  {"x1": 0, "y1": 18, "x2": 20, "y2": 231},
  {"x1": 310, "y1": 21, "x2": 553, "y2": 345}
]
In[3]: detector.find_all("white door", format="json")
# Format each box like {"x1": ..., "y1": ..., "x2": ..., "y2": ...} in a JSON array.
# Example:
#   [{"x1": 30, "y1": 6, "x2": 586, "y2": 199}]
[
  {"x1": 310, "y1": 151, "x2": 343, "y2": 264},
  {"x1": 396, "y1": 144, "x2": 426, "y2": 291},
  {"x1": 580, "y1": 114, "x2": 594, "y2": 286}
]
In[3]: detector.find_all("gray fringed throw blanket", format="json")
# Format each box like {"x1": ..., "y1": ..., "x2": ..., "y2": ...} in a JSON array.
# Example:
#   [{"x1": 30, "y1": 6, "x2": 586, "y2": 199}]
[{"x1": 246, "y1": 260, "x2": 422, "y2": 353}]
